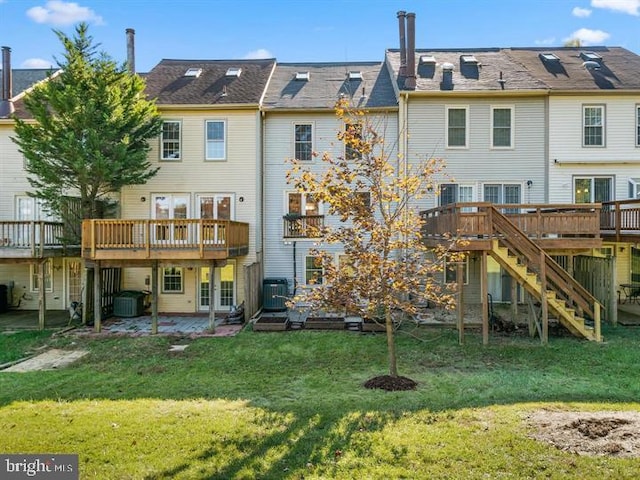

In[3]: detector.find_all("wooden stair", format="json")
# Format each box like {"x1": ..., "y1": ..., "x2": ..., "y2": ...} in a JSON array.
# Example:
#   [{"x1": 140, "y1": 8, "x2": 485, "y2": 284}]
[{"x1": 488, "y1": 207, "x2": 601, "y2": 342}]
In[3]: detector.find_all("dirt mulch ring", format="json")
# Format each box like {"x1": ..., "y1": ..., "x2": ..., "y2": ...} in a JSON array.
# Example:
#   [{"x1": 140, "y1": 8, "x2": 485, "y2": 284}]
[
  {"x1": 363, "y1": 375, "x2": 417, "y2": 391},
  {"x1": 527, "y1": 410, "x2": 640, "y2": 457}
]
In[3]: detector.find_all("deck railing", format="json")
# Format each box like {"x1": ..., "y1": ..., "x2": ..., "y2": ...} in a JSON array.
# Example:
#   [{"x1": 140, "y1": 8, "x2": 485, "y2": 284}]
[
  {"x1": 0, "y1": 221, "x2": 67, "y2": 257},
  {"x1": 421, "y1": 203, "x2": 601, "y2": 241},
  {"x1": 82, "y1": 219, "x2": 250, "y2": 260},
  {"x1": 283, "y1": 215, "x2": 325, "y2": 238},
  {"x1": 600, "y1": 199, "x2": 640, "y2": 240}
]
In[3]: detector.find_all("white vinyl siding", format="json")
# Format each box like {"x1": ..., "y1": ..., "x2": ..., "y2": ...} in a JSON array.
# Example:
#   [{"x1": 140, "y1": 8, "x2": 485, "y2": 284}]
[
  {"x1": 205, "y1": 120, "x2": 226, "y2": 160},
  {"x1": 636, "y1": 105, "x2": 640, "y2": 147},
  {"x1": 491, "y1": 106, "x2": 513, "y2": 148},
  {"x1": 583, "y1": 105, "x2": 605, "y2": 147},
  {"x1": 161, "y1": 120, "x2": 181, "y2": 160},
  {"x1": 446, "y1": 106, "x2": 468, "y2": 148}
]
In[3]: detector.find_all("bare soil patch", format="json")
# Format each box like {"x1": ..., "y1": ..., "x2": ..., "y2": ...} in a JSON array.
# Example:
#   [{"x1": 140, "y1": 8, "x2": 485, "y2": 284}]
[
  {"x1": 527, "y1": 410, "x2": 640, "y2": 457},
  {"x1": 364, "y1": 375, "x2": 417, "y2": 391}
]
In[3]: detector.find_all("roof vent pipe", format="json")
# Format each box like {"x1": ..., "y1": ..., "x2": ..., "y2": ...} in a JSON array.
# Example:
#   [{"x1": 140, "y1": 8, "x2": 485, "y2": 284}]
[
  {"x1": 126, "y1": 28, "x2": 135, "y2": 74},
  {"x1": 403, "y1": 12, "x2": 416, "y2": 89},
  {"x1": 0, "y1": 46, "x2": 15, "y2": 117},
  {"x1": 397, "y1": 11, "x2": 407, "y2": 76}
]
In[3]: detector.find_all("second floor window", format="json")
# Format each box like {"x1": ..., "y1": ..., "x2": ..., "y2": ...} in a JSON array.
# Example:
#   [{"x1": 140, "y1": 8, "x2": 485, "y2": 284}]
[
  {"x1": 288, "y1": 192, "x2": 320, "y2": 216},
  {"x1": 294, "y1": 124, "x2": 313, "y2": 161},
  {"x1": 161, "y1": 121, "x2": 181, "y2": 160},
  {"x1": 583, "y1": 105, "x2": 604, "y2": 146},
  {"x1": 206, "y1": 120, "x2": 226, "y2": 160},
  {"x1": 345, "y1": 122, "x2": 362, "y2": 160},
  {"x1": 492, "y1": 107, "x2": 512, "y2": 148},
  {"x1": 446, "y1": 107, "x2": 467, "y2": 148},
  {"x1": 636, "y1": 105, "x2": 640, "y2": 147}
]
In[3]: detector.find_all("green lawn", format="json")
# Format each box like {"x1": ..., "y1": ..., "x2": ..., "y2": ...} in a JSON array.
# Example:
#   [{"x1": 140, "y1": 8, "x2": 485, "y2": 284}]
[{"x1": 1, "y1": 324, "x2": 639, "y2": 479}]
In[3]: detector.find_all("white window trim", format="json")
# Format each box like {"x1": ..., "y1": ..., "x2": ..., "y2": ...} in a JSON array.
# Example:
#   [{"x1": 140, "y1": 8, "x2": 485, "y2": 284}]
[
  {"x1": 490, "y1": 105, "x2": 514, "y2": 149},
  {"x1": 582, "y1": 104, "x2": 605, "y2": 148},
  {"x1": 445, "y1": 105, "x2": 469, "y2": 149},
  {"x1": 284, "y1": 191, "x2": 324, "y2": 216},
  {"x1": 205, "y1": 119, "x2": 227, "y2": 161},
  {"x1": 304, "y1": 255, "x2": 324, "y2": 285},
  {"x1": 293, "y1": 122, "x2": 314, "y2": 161},
  {"x1": 636, "y1": 104, "x2": 640, "y2": 148},
  {"x1": 160, "y1": 120, "x2": 182, "y2": 161},
  {"x1": 162, "y1": 267, "x2": 184, "y2": 294},
  {"x1": 31, "y1": 259, "x2": 53, "y2": 293}
]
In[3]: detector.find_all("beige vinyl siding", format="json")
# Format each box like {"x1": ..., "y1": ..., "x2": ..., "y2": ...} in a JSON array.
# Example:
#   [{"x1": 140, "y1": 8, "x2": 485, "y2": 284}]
[
  {"x1": 406, "y1": 97, "x2": 546, "y2": 209},
  {"x1": 120, "y1": 108, "x2": 261, "y2": 311},
  {"x1": 548, "y1": 95, "x2": 640, "y2": 203},
  {"x1": 263, "y1": 111, "x2": 399, "y2": 284}
]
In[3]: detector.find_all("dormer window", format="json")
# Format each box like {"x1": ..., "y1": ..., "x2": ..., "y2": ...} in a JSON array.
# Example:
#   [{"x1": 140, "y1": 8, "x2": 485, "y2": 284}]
[
  {"x1": 184, "y1": 68, "x2": 202, "y2": 78},
  {"x1": 419, "y1": 55, "x2": 436, "y2": 64},
  {"x1": 226, "y1": 67, "x2": 242, "y2": 77},
  {"x1": 539, "y1": 53, "x2": 560, "y2": 63},
  {"x1": 461, "y1": 54, "x2": 478, "y2": 64},
  {"x1": 580, "y1": 51, "x2": 602, "y2": 62},
  {"x1": 348, "y1": 71, "x2": 362, "y2": 80},
  {"x1": 295, "y1": 71, "x2": 310, "y2": 81}
]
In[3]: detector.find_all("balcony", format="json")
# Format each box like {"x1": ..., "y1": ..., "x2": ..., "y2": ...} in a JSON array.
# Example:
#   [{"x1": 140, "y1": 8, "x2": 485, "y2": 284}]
[
  {"x1": 82, "y1": 219, "x2": 250, "y2": 262},
  {"x1": 420, "y1": 203, "x2": 602, "y2": 251},
  {"x1": 0, "y1": 221, "x2": 78, "y2": 259},
  {"x1": 283, "y1": 214, "x2": 325, "y2": 239}
]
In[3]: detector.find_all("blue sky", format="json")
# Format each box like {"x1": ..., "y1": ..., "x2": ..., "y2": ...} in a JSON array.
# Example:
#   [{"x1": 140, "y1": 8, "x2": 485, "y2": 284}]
[{"x1": 1, "y1": 0, "x2": 639, "y2": 72}]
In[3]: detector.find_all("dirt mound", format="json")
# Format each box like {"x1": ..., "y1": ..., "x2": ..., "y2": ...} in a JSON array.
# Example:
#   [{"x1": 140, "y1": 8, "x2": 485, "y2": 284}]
[
  {"x1": 363, "y1": 375, "x2": 417, "y2": 391},
  {"x1": 528, "y1": 410, "x2": 640, "y2": 457}
]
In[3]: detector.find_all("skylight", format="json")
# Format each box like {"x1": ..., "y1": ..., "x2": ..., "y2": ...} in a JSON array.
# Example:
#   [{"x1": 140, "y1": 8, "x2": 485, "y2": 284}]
[
  {"x1": 226, "y1": 67, "x2": 242, "y2": 77},
  {"x1": 539, "y1": 53, "x2": 560, "y2": 62},
  {"x1": 348, "y1": 71, "x2": 363, "y2": 80},
  {"x1": 580, "y1": 51, "x2": 602, "y2": 62},
  {"x1": 419, "y1": 55, "x2": 436, "y2": 64},
  {"x1": 295, "y1": 71, "x2": 310, "y2": 81},
  {"x1": 461, "y1": 55, "x2": 478, "y2": 64},
  {"x1": 184, "y1": 68, "x2": 202, "y2": 78}
]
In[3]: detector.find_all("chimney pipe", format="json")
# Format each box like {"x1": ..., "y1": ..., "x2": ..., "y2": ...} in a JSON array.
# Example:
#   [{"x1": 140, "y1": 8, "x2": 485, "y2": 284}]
[
  {"x1": 0, "y1": 46, "x2": 15, "y2": 117},
  {"x1": 404, "y1": 13, "x2": 416, "y2": 89},
  {"x1": 397, "y1": 11, "x2": 407, "y2": 77},
  {"x1": 126, "y1": 28, "x2": 135, "y2": 74}
]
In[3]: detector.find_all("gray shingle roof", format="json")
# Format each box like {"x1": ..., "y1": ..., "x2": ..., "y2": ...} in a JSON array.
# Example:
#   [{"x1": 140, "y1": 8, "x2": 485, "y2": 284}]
[
  {"x1": 386, "y1": 46, "x2": 640, "y2": 93},
  {"x1": 386, "y1": 48, "x2": 547, "y2": 92},
  {"x1": 144, "y1": 58, "x2": 276, "y2": 105},
  {"x1": 0, "y1": 69, "x2": 58, "y2": 119},
  {"x1": 262, "y1": 62, "x2": 397, "y2": 110},
  {"x1": 505, "y1": 47, "x2": 640, "y2": 90}
]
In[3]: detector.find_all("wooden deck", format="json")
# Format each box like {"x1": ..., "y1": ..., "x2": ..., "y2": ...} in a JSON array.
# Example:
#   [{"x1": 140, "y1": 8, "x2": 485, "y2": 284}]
[
  {"x1": 0, "y1": 221, "x2": 80, "y2": 260},
  {"x1": 81, "y1": 219, "x2": 250, "y2": 263},
  {"x1": 600, "y1": 199, "x2": 640, "y2": 242},
  {"x1": 420, "y1": 203, "x2": 602, "y2": 251}
]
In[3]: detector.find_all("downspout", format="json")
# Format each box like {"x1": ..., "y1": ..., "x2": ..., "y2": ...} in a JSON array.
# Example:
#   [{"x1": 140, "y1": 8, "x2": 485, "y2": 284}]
[{"x1": 292, "y1": 241, "x2": 297, "y2": 296}]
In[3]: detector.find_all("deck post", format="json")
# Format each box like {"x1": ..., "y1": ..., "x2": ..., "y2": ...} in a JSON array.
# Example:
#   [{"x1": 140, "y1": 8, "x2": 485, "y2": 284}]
[
  {"x1": 595, "y1": 302, "x2": 601, "y2": 342},
  {"x1": 151, "y1": 261, "x2": 158, "y2": 335},
  {"x1": 610, "y1": 256, "x2": 618, "y2": 326},
  {"x1": 481, "y1": 252, "x2": 488, "y2": 345},
  {"x1": 457, "y1": 261, "x2": 464, "y2": 345},
  {"x1": 93, "y1": 262, "x2": 102, "y2": 332},
  {"x1": 209, "y1": 260, "x2": 216, "y2": 332},
  {"x1": 540, "y1": 251, "x2": 548, "y2": 345},
  {"x1": 81, "y1": 265, "x2": 88, "y2": 325},
  {"x1": 510, "y1": 280, "x2": 518, "y2": 319},
  {"x1": 38, "y1": 260, "x2": 46, "y2": 330}
]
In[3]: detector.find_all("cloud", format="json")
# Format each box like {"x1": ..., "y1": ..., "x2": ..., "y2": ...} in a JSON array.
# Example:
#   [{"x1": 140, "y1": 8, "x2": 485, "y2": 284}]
[
  {"x1": 243, "y1": 48, "x2": 274, "y2": 59},
  {"x1": 564, "y1": 28, "x2": 611, "y2": 45},
  {"x1": 535, "y1": 37, "x2": 556, "y2": 46},
  {"x1": 26, "y1": 1, "x2": 104, "y2": 26},
  {"x1": 21, "y1": 58, "x2": 54, "y2": 68},
  {"x1": 572, "y1": 6, "x2": 592, "y2": 17},
  {"x1": 591, "y1": 0, "x2": 640, "y2": 15}
]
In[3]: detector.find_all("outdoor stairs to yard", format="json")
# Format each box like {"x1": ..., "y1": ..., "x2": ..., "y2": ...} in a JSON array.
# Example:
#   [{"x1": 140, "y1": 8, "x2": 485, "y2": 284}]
[{"x1": 488, "y1": 207, "x2": 601, "y2": 342}]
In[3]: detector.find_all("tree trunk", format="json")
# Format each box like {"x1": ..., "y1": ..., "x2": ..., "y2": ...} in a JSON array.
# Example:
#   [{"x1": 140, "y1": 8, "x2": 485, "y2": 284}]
[{"x1": 385, "y1": 309, "x2": 398, "y2": 377}]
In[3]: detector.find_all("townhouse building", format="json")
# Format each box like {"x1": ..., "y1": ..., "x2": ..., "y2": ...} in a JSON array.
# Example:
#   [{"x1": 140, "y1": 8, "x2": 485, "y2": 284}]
[{"x1": 261, "y1": 62, "x2": 397, "y2": 294}]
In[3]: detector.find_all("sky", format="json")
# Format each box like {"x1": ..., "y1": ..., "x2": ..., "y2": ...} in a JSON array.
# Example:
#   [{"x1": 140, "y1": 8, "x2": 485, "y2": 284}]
[{"x1": 1, "y1": 0, "x2": 639, "y2": 73}]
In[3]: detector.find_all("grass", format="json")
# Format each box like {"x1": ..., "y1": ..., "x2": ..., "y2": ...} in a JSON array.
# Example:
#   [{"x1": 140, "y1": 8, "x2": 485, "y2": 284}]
[{"x1": 1, "y1": 323, "x2": 639, "y2": 478}]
